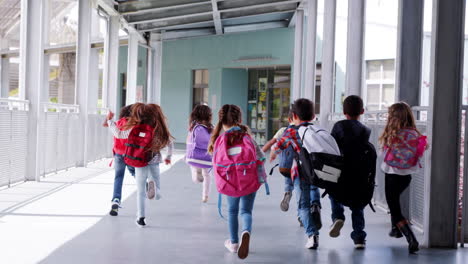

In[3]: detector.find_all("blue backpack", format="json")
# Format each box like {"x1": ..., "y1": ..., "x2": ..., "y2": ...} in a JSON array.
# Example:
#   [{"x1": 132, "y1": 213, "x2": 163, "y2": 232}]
[{"x1": 270, "y1": 126, "x2": 295, "y2": 178}]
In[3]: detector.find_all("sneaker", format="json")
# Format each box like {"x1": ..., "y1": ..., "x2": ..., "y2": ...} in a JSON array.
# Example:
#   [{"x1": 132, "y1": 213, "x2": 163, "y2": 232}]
[
  {"x1": 109, "y1": 199, "x2": 120, "y2": 216},
  {"x1": 147, "y1": 180, "x2": 155, "y2": 199},
  {"x1": 305, "y1": 235, "x2": 319, "y2": 249},
  {"x1": 329, "y1": 219, "x2": 345, "y2": 238},
  {"x1": 311, "y1": 204, "x2": 322, "y2": 230},
  {"x1": 224, "y1": 239, "x2": 239, "y2": 253},
  {"x1": 280, "y1": 192, "x2": 292, "y2": 212},
  {"x1": 389, "y1": 226, "x2": 403, "y2": 238},
  {"x1": 202, "y1": 196, "x2": 208, "y2": 203},
  {"x1": 298, "y1": 216, "x2": 304, "y2": 227},
  {"x1": 354, "y1": 240, "x2": 366, "y2": 250},
  {"x1": 136, "y1": 217, "x2": 146, "y2": 227},
  {"x1": 238, "y1": 231, "x2": 251, "y2": 259}
]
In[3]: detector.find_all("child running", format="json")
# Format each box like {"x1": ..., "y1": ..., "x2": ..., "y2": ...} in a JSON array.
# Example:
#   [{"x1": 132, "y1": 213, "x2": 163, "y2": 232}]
[
  {"x1": 106, "y1": 103, "x2": 173, "y2": 227},
  {"x1": 328, "y1": 95, "x2": 370, "y2": 249},
  {"x1": 208, "y1": 104, "x2": 267, "y2": 259},
  {"x1": 103, "y1": 104, "x2": 135, "y2": 216},
  {"x1": 186, "y1": 104, "x2": 213, "y2": 203},
  {"x1": 380, "y1": 102, "x2": 427, "y2": 253},
  {"x1": 269, "y1": 98, "x2": 322, "y2": 249}
]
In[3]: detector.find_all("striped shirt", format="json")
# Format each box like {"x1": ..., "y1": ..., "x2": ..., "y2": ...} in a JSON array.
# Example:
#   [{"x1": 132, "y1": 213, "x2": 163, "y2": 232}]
[{"x1": 107, "y1": 120, "x2": 173, "y2": 164}]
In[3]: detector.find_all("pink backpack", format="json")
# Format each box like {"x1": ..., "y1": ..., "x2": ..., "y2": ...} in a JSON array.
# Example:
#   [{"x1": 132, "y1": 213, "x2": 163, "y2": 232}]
[
  {"x1": 213, "y1": 130, "x2": 267, "y2": 197},
  {"x1": 384, "y1": 129, "x2": 427, "y2": 169}
]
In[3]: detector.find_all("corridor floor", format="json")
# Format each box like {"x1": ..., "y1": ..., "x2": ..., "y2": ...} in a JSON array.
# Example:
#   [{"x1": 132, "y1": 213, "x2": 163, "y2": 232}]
[{"x1": 0, "y1": 151, "x2": 467, "y2": 264}]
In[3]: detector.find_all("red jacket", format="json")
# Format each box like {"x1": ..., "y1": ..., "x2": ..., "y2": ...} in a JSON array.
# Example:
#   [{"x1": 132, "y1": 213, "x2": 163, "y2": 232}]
[{"x1": 113, "y1": 118, "x2": 128, "y2": 155}]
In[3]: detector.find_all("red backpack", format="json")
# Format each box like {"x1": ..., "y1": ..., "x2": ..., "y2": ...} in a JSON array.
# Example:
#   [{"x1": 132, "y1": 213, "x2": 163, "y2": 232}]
[
  {"x1": 123, "y1": 124, "x2": 154, "y2": 168},
  {"x1": 384, "y1": 129, "x2": 427, "y2": 169}
]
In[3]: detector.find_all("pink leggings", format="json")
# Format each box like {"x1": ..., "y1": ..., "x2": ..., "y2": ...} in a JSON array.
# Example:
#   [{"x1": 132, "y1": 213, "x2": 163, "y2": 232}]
[{"x1": 190, "y1": 167, "x2": 211, "y2": 198}]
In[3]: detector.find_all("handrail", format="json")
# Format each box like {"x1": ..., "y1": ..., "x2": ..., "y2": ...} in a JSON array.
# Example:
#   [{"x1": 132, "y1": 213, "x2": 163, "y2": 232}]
[
  {"x1": 0, "y1": 98, "x2": 30, "y2": 111},
  {"x1": 42, "y1": 102, "x2": 80, "y2": 113}
]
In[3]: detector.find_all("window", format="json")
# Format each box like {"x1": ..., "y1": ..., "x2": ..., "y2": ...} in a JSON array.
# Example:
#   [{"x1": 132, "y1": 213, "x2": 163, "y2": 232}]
[
  {"x1": 192, "y1": 69, "x2": 209, "y2": 108},
  {"x1": 365, "y1": 59, "x2": 395, "y2": 110},
  {"x1": 48, "y1": 52, "x2": 77, "y2": 104}
]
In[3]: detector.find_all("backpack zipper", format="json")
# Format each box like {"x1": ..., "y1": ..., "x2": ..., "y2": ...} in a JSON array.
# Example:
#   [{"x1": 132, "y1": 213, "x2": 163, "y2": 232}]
[{"x1": 243, "y1": 169, "x2": 246, "y2": 176}]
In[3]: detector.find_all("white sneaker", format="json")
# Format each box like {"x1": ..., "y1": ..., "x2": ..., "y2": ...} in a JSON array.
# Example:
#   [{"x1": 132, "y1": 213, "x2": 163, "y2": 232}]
[
  {"x1": 329, "y1": 219, "x2": 345, "y2": 238},
  {"x1": 224, "y1": 239, "x2": 239, "y2": 253},
  {"x1": 305, "y1": 235, "x2": 319, "y2": 249},
  {"x1": 238, "y1": 231, "x2": 251, "y2": 259},
  {"x1": 147, "y1": 180, "x2": 155, "y2": 199}
]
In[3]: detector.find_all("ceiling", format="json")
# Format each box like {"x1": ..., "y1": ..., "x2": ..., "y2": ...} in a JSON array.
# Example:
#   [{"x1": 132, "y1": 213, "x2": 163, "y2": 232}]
[{"x1": 114, "y1": 0, "x2": 302, "y2": 40}]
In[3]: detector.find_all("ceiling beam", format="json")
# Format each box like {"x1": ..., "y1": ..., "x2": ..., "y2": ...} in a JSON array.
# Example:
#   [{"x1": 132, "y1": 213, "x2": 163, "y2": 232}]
[
  {"x1": 211, "y1": 0, "x2": 223, "y2": 34},
  {"x1": 129, "y1": 11, "x2": 214, "y2": 25},
  {"x1": 139, "y1": 21, "x2": 215, "y2": 33},
  {"x1": 224, "y1": 21, "x2": 288, "y2": 33},
  {"x1": 289, "y1": 0, "x2": 307, "y2": 27},
  {"x1": 97, "y1": 0, "x2": 147, "y2": 43},
  {"x1": 121, "y1": 1, "x2": 211, "y2": 15},
  {"x1": 162, "y1": 28, "x2": 215, "y2": 40},
  {"x1": 219, "y1": 0, "x2": 301, "y2": 13}
]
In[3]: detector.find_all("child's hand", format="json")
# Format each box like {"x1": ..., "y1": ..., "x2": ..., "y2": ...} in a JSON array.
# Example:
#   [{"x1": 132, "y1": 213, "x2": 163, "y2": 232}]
[
  {"x1": 164, "y1": 159, "x2": 171, "y2": 165},
  {"x1": 106, "y1": 111, "x2": 114, "y2": 121},
  {"x1": 269, "y1": 151, "x2": 278, "y2": 162}
]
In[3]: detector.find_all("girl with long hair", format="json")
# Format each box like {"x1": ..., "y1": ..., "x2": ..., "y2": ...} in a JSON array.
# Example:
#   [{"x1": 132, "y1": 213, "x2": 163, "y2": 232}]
[
  {"x1": 208, "y1": 104, "x2": 266, "y2": 259},
  {"x1": 106, "y1": 103, "x2": 174, "y2": 227},
  {"x1": 186, "y1": 104, "x2": 213, "y2": 203},
  {"x1": 379, "y1": 102, "x2": 427, "y2": 253}
]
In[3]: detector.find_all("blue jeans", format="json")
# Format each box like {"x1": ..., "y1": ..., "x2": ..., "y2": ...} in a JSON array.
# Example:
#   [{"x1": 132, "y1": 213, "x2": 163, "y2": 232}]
[
  {"x1": 294, "y1": 177, "x2": 321, "y2": 236},
  {"x1": 226, "y1": 192, "x2": 257, "y2": 244},
  {"x1": 112, "y1": 154, "x2": 135, "y2": 202},
  {"x1": 284, "y1": 177, "x2": 294, "y2": 192},
  {"x1": 135, "y1": 163, "x2": 160, "y2": 218},
  {"x1": 329, "y1": 196, "x2": 366, "y2": 242}
]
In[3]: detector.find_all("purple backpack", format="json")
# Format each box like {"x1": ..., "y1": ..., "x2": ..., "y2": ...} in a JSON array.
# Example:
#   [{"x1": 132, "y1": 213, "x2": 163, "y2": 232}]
[{"x1": 186, "y1": 124, "x2": 212, "y2": 168}]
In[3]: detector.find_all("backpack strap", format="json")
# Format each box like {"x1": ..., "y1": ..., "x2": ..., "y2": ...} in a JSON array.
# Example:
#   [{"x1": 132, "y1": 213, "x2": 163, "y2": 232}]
[
  {"x1": 269, "y1": 164, "x2": 279, "y2": 175},
  {"x1": 217, "y1": 193, "x2": 227, "y2": 220}
]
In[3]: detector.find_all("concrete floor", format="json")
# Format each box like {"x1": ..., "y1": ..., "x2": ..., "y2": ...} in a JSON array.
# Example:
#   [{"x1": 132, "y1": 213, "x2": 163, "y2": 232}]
[{"x1": 0, "y1": 151, "x2": 467, "y2": 264}]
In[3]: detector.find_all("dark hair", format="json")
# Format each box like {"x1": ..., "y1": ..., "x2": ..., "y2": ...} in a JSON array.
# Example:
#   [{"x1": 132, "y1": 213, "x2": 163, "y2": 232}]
[
  {"x1": 189, "y1": 104, "x2": 213, "y2": 132},
  {"x1": 291, "y1": 98, "x2": 315, "y2": 121},
  {"x1": 119, "y1": 104, "x2": 133, "y2": 119},
  {"x1": 343, "y1": 95, "x2": 364, "y2": 117},
  {"x1": 208, "y1": 104, "x2": 249, "y2": 153}
]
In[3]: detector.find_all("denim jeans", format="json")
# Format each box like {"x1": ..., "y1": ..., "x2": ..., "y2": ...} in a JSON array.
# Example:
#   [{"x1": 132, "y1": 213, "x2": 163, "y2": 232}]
[
  {"x1": 112, "y1": 154, "x2": 135, "y2": 202},
  {"x1": 284, "y1": 177, "x2": 294, "y2": 192},
  {"x1": 293, "y1": 177, "x2": 321, "y2": 236},
  {"x1": 226, "y1": 192, "x2": 257, "y2": 244},
  {"x1": 135, "y1": 163, "x2": 160, "y2": 218},
  {"x1": 329, "y1": 196, "x2": 366, "y2": 242}
]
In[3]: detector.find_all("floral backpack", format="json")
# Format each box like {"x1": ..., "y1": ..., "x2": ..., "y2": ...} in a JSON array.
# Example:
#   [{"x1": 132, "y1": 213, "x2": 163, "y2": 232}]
[{"x1": 384, "y1": 128, "x2": 427, "y2": 169}]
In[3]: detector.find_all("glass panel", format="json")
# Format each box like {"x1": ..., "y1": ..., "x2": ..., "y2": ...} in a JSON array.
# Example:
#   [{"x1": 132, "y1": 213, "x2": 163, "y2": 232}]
[
  {"x1": 202, "y1": 70, "x2": 209, "y2": 85},
  {"x1": 366, "y1": 60, "x2": 381, "y2": 80},
  {"x1": 49, "y1": 0, "x2": 79, "y2": 45},
  {"x1": 382, "y1": 84, "x2": 395, "y2": 107},
  {"x1": 366, "y1": 84, "x2": 380, "y2": 104},
  {"x1": 382, "y1": 59, "x2": 395, "y2": 80},
  {"x1": 194, "y1": 70, "x2": 202, "y2": 85},
  {"x1": 49, "y1": 52, "x2": 76, "y2": 104}
]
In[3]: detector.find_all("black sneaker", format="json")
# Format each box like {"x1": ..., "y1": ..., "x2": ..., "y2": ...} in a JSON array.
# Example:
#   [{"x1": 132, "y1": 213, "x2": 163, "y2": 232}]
[
  {"x1": 109, "y1": 199, "x2": 120, "y2": 216},
  {"x1": 280, "y1": 192, "x2": 292, "y2": 212},
  {"x1": 310, "y1": 204, "x2": 322, "y2": 230},
  {"x1": 136, "y1": 217, "x2": 146, "y2": 227},
  {"x1": 389, "y1": 226, "x2": 403, "y2": 238},
  {"x1": 354, "y1": 240, "x2": 366, "y2": 250}
]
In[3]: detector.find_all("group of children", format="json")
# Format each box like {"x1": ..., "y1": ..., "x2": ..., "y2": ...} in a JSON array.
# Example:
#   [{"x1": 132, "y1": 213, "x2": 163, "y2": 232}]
[{"x1": 104, "y1": 96, "x2": 427, "y2": 259}]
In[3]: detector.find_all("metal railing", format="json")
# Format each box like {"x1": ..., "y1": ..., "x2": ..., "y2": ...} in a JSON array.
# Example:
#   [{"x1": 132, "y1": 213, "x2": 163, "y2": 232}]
[
  {"x1": 0, "y1": 99, "x2": 29, "y2": 187},
  {"x1": 87, "y1": 112, "x2": 113, "y2": 163}
]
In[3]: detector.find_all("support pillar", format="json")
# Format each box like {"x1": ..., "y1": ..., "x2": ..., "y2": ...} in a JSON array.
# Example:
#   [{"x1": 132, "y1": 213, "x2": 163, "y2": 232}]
[
  {"x1": 126, "y1": 32, "x2": 139, "y2": 105},
  {"x1": 426, "y1": 0, "x2": 465, "y2": 248},
  {"x1": 304, "y1": 0, "x2": 318, "y2": 102},
  {"x1": 319, "y1": 0, "x2": 336, "y2": 128},
  {"x1": 292, "y1": 9, "x2": 304, "y2": 101},
  {"x1": 88, "y1": 48, "x2": 99, "y2": 113},
  {"x1": 75, "y1": 0, "x2": 92, "y2": 166},
  {"x1": 396, "y1": 0, "x2": 424, "y2": 106},
  {"x1": 0, "y1": 57, "x2": 10, "y2": 98},
  {"x1": 149, "y1": 35, "x2": 162, "y2": 104},
  {"x1": 103, "y1": 15, "x2": 120, "y2": 114},
  {"x1": 345, "y1": 0, "x2": 365, "y2": 96},
  {"x1": 21, "y1": 0, "x2": 47, "y2": 181}
]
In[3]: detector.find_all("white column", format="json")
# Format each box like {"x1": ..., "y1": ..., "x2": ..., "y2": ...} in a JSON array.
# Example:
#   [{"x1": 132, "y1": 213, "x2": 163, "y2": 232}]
[
  {"x1": 75, "y1": 0, "x2": 92, "y2": 166},
  {"x1": 21, "y1": 0, "x2": 48, "y2": 181},
  {"x1": 0, "y1": 57, "x2": 10, "y2": 98},
  {"x1": 103, "y1": 15, "x2": 120, "y2": 114},
  {"x1": 345, "y1": 0, "x2": 366, "y2": 96},
  {"x1": 304, "y1": 0, "x2": 318, "y2": 102},
  {"x1": 126, "y1": 32, "x2": 139, "y2": 104},
  {"x1": 149, "y1": 37, "x2": 162, "y2": 104},
  {"x1": 292, "y1": 9, "x2": 304, "y2": 102},
  {"x1": 319, "y1": 0, "x2": 336, "y2": 128},
  {"x1": 88, "y1": 48, "x2": 99, "y2": 113},
  {"x1": 426, "y1": 0, "x2": 465, "y2": 248}
]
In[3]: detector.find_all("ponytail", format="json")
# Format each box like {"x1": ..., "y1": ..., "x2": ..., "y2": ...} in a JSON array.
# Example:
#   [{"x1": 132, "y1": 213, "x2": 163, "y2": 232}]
[{"x1": 208, "y1": 121, "x2": 223, "y2": 154}]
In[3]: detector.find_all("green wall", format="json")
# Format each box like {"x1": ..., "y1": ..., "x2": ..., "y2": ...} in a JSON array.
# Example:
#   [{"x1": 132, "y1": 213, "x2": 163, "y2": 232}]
[{"x1": 161, "y1": 28, "x2": 295, "y2": 143}]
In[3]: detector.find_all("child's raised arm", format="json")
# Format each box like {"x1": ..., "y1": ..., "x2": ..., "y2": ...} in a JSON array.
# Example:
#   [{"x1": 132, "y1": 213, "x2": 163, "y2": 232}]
[{"x1": 261, "y1": 138, "x2": 277, "y2": 153}]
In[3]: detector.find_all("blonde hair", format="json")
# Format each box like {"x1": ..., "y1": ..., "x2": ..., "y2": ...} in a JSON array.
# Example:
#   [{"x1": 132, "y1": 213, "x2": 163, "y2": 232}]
[{"x1": 379, "y1": 102, "x2": 420, "y2": 147}]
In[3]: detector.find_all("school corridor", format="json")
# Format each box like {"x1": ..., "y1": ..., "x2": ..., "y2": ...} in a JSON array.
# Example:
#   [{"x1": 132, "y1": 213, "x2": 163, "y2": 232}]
[{"x1": 0, "y1": 153, "x2": 465, "y2": 264}]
